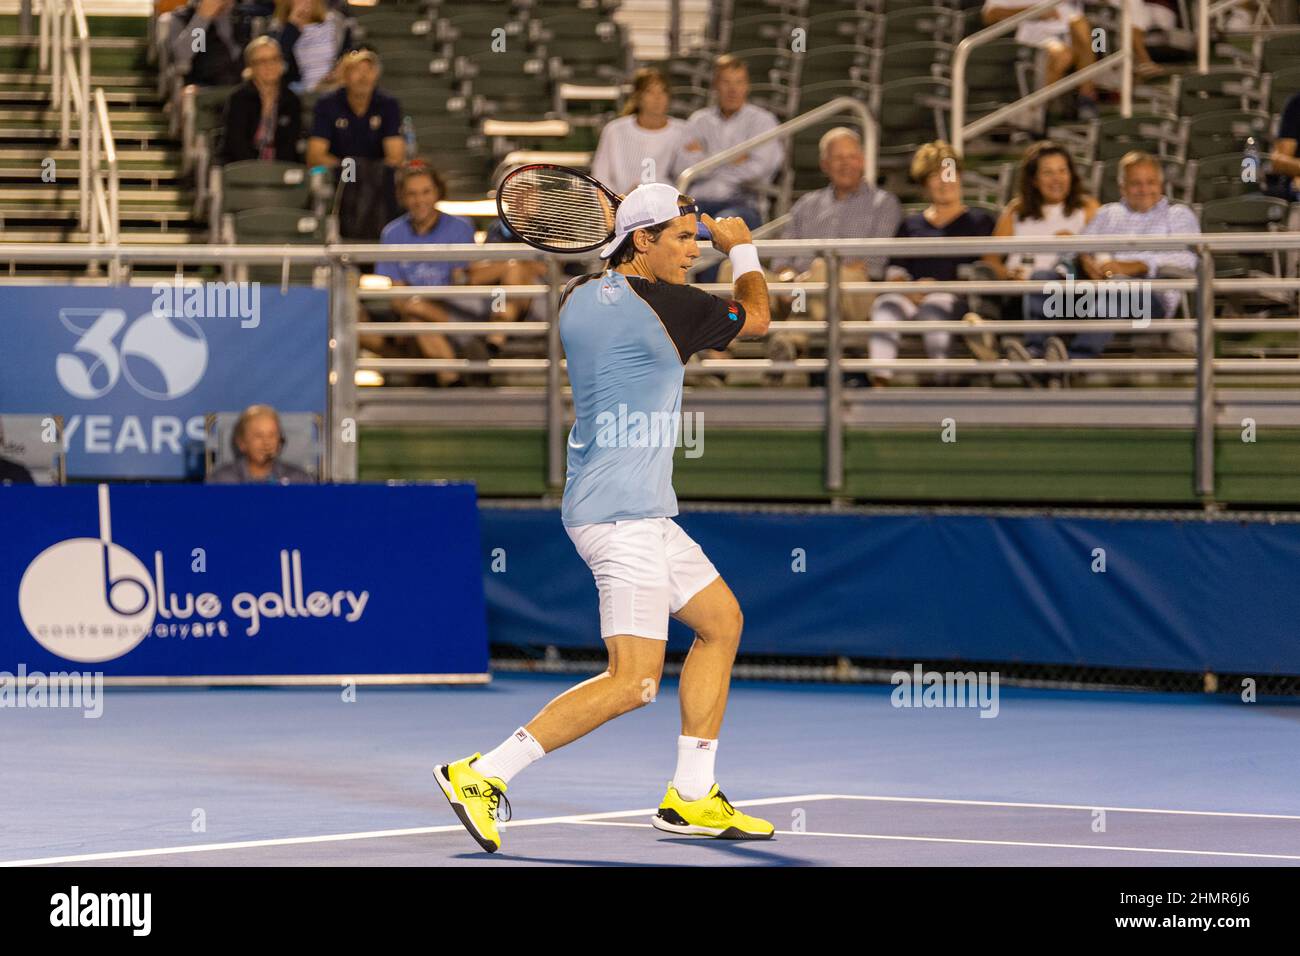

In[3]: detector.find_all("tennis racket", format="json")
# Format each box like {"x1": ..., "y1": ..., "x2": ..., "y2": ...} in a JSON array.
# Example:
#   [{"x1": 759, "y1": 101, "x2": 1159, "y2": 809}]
[{"x1": 495, "y1": 164, "x2": 623, "y2": 254}]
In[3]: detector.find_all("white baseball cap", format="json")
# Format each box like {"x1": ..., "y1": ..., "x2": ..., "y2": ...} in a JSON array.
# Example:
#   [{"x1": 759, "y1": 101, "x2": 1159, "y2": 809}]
[{"x1": 599, "y1": 182, "x2": 699, "y2": 259}]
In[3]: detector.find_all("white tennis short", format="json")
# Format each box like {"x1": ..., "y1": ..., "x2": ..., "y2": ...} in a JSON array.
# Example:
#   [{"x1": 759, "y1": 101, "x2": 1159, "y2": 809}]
[{"x1": 565, "y1": 516, "x2": 720, "y2": 641}]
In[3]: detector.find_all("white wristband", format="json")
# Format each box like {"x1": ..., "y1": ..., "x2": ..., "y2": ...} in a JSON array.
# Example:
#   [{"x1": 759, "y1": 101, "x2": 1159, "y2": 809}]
[{"x1": 728, "y1": 243, "x2": 762, "y2": 280}]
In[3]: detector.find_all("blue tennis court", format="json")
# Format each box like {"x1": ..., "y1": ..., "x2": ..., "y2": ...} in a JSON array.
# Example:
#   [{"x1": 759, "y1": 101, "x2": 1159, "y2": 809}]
[{"x1": 4, "y1": 673, "x2": 1297, "y2": 867}]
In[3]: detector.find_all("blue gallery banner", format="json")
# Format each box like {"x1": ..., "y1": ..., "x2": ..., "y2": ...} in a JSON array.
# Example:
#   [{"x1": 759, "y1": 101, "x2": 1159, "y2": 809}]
[
  {"x1": 1, "y1": 484, "x2": 488, "y2": 682},
  {"x1": 480, "y1": 507, "x2": 1300, "y2": 675},
  {"x1": 0, "y1": 284, "x2": 327, "y2": 479}
]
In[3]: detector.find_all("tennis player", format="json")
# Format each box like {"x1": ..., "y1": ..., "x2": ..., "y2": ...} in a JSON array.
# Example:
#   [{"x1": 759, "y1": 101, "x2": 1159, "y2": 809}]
[{"x1": 436, "y1": 182, "x2": 773, "y2": 852}]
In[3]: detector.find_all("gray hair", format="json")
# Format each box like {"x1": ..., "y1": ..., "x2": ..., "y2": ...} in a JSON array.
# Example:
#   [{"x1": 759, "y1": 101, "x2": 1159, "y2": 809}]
[{"x1": 818, "y1": 127, "x2": 861, "y2": 161}]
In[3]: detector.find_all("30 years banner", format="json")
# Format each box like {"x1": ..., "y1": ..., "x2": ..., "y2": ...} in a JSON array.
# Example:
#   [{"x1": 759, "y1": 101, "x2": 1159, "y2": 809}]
[
  {"x1": 0, "y1": 284, "x2": 327, "y2": 479},
  {"x1": 1, "y1": 484, "x2": 488, "y2": 683}
]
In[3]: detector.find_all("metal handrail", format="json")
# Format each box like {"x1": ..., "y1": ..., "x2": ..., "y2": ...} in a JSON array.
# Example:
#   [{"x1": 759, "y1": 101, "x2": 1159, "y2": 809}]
[
  {"x1": 675, "y1": 96, "x2": 878, "y2": 212},
  {"x1": 952, "y1": 0, "x2": 1132, "y2": 154},
  {"x1": 93, "y1": 88, "x2": 119, "y2": 244}
]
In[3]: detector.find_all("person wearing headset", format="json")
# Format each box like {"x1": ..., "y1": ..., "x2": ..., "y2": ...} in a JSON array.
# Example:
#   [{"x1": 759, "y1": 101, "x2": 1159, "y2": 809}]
[{"x1": 206, "y1": 404, "x2": 315, "y2": 484}]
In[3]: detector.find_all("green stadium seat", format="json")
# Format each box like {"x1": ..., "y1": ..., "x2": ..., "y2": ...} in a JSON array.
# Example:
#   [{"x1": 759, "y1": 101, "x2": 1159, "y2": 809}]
[
  {"x1": 883, "y1": 6, "x2": 962, "y2": 46},
  {"x1": 727, "y1": 13, "x2": 801, "y2": 51},
  {"x1": 232, "y1": 207, "x2": 326, "y2": 243},
  {"x1": 1260, "y1": 33, "x2": 1300, "y2": 76},
  {"x1": 1089, "y1": 112, "x2": 1181, "y2": 162},
  {"x1": 1186, "y1": 152, "x2": 1263, "y2": 203},
  {"x1": 873, "y1": 76, "x2": 948, "y2": 160},
  {"x1": 1178, "y1": 109, "x2": 1270, "y2": 161},
  {"x1": 220, "y1": 161, "x2": 310, "y2": 215},
  {"x1": 1171, "y1": 69, "x2": 1268, "y2": 117},
  {"x1": 1199, "y1": 195, "x2": 1290, "y2": 278},
  {"x1": 877, "y1": 41, "x2": 952, "y2": 85},
  {"x1": 795, "y1": 44, "x2": 873, "y2": 88},
  {"x1": 805, "y1": 10, "x2": 879, "y2": 48}
]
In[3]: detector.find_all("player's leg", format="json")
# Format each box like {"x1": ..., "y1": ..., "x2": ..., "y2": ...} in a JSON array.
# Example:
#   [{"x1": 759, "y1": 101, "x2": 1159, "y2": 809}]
[
  {"x1": 435, "y1": 519, "x2": 673, "y2": 850},
  {"x1": 522, "y1": 634, "x2": 665, "y2": 751},
  {"x1": 651, "y1": 521, "x2": 773, "y2": 839},
  {"x1": 673, "y1": 576, "x2": 742, "y2": 742}
]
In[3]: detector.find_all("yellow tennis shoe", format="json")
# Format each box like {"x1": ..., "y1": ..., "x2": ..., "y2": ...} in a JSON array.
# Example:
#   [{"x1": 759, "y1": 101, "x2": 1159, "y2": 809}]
[
  {"x1": 434, "y1": 753, "x2": 511, "y2": 853},
  {"x1": 652, "y1": 783, "x2": 775, "y2": 839}
]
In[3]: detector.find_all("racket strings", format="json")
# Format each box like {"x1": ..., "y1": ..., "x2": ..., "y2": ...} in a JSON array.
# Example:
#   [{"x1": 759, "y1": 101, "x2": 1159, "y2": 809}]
[{"x1": 499, "y1": 167, "x2": 615, "y2": 251}]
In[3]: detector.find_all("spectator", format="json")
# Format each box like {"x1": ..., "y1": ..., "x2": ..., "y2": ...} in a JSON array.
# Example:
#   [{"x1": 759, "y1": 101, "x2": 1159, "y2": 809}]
[
  {"x1": 674, "y1": 54, "x2": 784, "y2": 231},
  {"x1": 272, "y1": 0, "x2": 354, "y2": 94},
  {"x1": 740, "y1": 127, "x2": 899, "y2": 385},
  {"x1": 868, "y1": 142, "x2": 996, "y2": 387},
  {"x1": 981, "y1": 1, "x2": 1099, "y2": 119},
  {"x1": 369, "y1": 161, "x2": 486, "y2": 387},
  {"x1": 0, "y1": 421, "x2": 35, "y2": 485},
  {"x1": 1063, "y1": 150, "x2": 1200, "y2": 366},
  {"x1": 468, "y1": 221, "x2": 550, "y2": 348},
  {"x1": 307, "y1": 47, "x2": 404, "y2": 238},
  {"x1": 221, "y1": 37, "x2": 302, "y2": 164},
  {"x1": 1113, "y1": 0, "x2": 1166, "y2": 79},
  {"x1": 207, "y1": 405, "x2": 315, "y2": 484},
  {"x1": 590, "y1": 67, "x2": 689, "y2": 195},
  {"x1": 306, "y1": 47, "x2": 403, "y2": 170},
  {"x1": 169, "y1": 0, "x2": 251, "y2": 88},
  {"x1": 1268, "y1": 89, "x2": 1300, "y2": 202},
  {"x1": 984, "y1": 140, "x2": 1099, "y2": 377}
]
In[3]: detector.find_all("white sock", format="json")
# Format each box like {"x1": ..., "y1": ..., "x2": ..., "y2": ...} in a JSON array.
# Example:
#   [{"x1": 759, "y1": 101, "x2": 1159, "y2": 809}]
[
  {"x1": 672, "y1": 735, "x2": 718, "y2": 802},
  {"x1": 473, "y1": 727, "x2": 545, "y2": 785}
]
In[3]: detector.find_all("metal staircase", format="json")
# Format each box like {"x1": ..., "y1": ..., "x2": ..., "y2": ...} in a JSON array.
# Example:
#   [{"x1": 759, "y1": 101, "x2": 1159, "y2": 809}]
[{"x1": 0, "y1": 10, "x2": 201, "y2": 266}]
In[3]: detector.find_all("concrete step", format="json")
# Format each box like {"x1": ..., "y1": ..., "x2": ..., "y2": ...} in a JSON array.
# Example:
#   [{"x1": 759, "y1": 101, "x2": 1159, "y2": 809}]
[
  {"x1": 0, "y1": 184, "x2": 187, "y2": 202},
  {"x1": 0, "y1": 229, "x2": 204, "y2": 244},
  {"x1": 0, "y1": 71, "x2": 154, "y2": 89},
  {"x1": 1, "y1": 146, "x2": 180, "y2": 164},
  {"x1": 0, "y1": 87, "x2": 163, "y2": 107},
  {"x1": 0, "y1": 15, "x2": 150, "y2": 40},
  {"x1": 0, "y1": 164, "x2": 183, "y2": 184},
  {"x1": 0, "y1": 125, "x2": 173, "y2": 145},
  {"x1": 0, "y1": 205, "x2": 194, "y2": 222},
  {"x1": 0, "y1": 108, "x2": 161, "y2": 123}
]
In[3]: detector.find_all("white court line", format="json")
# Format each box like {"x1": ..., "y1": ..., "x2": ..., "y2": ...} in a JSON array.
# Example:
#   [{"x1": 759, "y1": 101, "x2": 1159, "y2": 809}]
[
  {"x1": 573, "y1": 821, "x2": 1300, "y2": 861},
  {"x1": 0, "y1": 794, "x2": 830, "y2": 867},
  {"x1": 817, "y1": 794, "x2": 1300, "y2": 821},
  {"x1": 6, "y1": 792, "x2": 1296, "y2": 867}
]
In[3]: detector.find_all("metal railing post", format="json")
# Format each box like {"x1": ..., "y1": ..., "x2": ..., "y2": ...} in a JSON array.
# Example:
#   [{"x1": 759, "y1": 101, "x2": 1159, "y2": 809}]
[
  {"x1": 79, "y1": 14, "x2": 90, "y2": 232},
  {"x1": 824, "y1": 252, "x2": 843, "y2": 493},
  {"x1": 545, "y1": 257, "x2": 565, "y2": 492},
  {"x1": 329, "y1": 262, "x2": 360, "y2": 482},
  {"x1": 1197, "y1": 0, "x2": 1210, "y2": 74},
  {"x1": 1120, "y1": 0, "x2": 1133, "y2": 118},
  {"x1": 57, "y1": 5, "x2": 69, "y2": 147},
  {"x1": 1194, "y1": 246, "x2": 1215, "y2": 499}
]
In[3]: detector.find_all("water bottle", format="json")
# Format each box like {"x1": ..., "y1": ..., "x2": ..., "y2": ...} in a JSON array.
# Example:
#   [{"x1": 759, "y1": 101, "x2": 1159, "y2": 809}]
[{"x1": 401, "y1": 115, "x2": 417, "y2": 159}]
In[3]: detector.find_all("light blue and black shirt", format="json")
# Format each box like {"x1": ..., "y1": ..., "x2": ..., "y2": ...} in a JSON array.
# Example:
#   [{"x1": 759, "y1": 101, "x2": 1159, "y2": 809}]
[{"x1": 559, "y1": 269, "x2": 745, "y2": 527}]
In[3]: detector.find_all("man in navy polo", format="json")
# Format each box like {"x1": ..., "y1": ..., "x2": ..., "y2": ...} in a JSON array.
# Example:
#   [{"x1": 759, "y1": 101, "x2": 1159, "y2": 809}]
[{"x1": 306, "y1": 47, "x2": 404, "y2": 169}]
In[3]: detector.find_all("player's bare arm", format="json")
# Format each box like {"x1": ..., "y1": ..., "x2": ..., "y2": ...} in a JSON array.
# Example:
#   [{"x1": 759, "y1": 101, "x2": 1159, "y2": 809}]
[{"x1": 701, "y1": 212, "x2": 770, "y2": 339}]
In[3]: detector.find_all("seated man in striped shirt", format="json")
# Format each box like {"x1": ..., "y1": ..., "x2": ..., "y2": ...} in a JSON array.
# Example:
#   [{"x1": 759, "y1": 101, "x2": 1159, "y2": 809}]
[
  {"x1": 717, "y1": 128, "x2": 901, "y2": 385},
  {"x1": 1057, "y1": 150, "x2": 1199, "y2": 365}
]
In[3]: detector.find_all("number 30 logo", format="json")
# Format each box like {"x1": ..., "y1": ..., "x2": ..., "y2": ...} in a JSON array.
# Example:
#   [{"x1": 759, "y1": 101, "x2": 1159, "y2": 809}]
[{"x1": 55, "y1": 308, "x2": 208, "y2": 401}]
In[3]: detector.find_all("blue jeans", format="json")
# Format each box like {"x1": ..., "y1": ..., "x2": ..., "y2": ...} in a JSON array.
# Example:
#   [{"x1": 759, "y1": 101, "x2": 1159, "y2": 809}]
[
  {"x1": 694, "y1": 198, "x2": 762, "y2": 283},
  {"x1": 1021, "y1": 268, "x2": 1170, "y2": 359}
]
